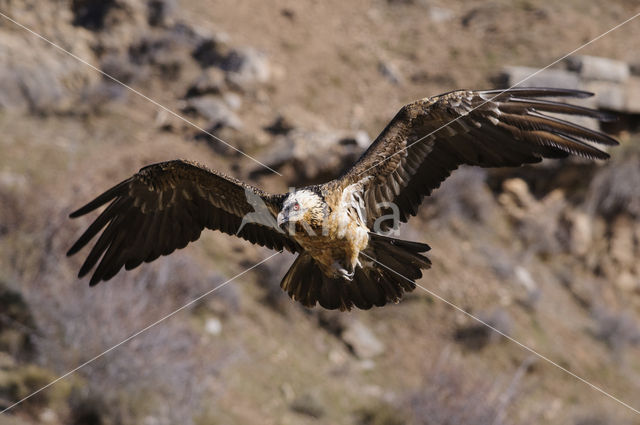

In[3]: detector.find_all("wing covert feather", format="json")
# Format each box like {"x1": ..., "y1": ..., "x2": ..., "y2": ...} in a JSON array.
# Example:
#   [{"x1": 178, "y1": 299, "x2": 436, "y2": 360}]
[
  {"x1": 337, "y1": 88, "x2": 617, "y2": 229},
  {"x1": 68, "y1": 160, "x2": 298, "y2": 285}
]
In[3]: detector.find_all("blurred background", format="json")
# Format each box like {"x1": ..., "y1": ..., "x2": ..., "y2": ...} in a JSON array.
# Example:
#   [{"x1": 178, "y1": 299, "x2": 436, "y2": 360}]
[{"x1": 1, "y1": 0, "x2": 640, "y2": 424}]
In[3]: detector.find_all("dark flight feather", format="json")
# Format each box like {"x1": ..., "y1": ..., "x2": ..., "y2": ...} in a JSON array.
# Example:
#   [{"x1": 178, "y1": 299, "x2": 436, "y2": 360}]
[
  {"x1": 68, "y1": 160, "x2": 300, "y2": 286},
  {"x1": 336, "y1": 88, "x2": 617, "y2": 231}
]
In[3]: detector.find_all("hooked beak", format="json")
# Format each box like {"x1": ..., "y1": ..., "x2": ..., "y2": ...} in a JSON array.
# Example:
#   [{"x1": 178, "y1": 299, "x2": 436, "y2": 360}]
[{"x1": 277, "y1": 212, "x2": 289, "y2": 231}]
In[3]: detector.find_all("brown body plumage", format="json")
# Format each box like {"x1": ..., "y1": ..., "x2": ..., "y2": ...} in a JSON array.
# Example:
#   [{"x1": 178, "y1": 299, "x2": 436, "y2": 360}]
[{"x1": 68, "y1": 88, "x2": 617, "y2": 310}]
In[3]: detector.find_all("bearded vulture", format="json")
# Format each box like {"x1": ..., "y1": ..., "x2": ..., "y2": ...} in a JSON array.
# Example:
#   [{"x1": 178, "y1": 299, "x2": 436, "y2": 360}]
[{"x1": 68, "y1": 88, "x2": 617, "y2": 310}]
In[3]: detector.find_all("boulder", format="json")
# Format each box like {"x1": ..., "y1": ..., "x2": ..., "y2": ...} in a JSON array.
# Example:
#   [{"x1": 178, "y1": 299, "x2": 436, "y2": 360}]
[
  {"x1": 567, "y1": 210, "x2": 592, "y2": 256},
  {"x1": 290, "y1": 392, "x2": 325, "y2": 418},
  {"x1": 624, "y1": 77, "x2": 640, "y2": 113},
  {"x1": 250, "y1": 129, "x2": 370, "y2": 185},
  {"x1": 581, "y1": 80, "x2": 625, "y2": 111},
  {"x1": 378, "y1": 61, "x2": 403, "y2": 85},
  {"x1": 147, "y1": 0, "x2": 178, "y2": 27},
  {"x1": 499, "y1": 178, "x2": 535, "y2": 218},
  {"x1": 341, "y1": 320, "x2": 385, "y2": 359},
  {"x1": 263, "y1": 115, "x2": 295, "y2": 136},
  {"x1": 501, "y1": 57, "x2": 640, "y2": 115},
  {"x1": 192, "y1": 36, "x2": 232, "y2": 68},
  {"x1": 192, "y1": 39, "x2": 270, "y2": 90},
  {"x1": 610, "y1": 215, "x2": 636, "y2": 270},
  {"x1": 587, "y1": 155, "x2": 640, "y2": 219},
  {"x1": 204, "y1": 317, "x2": 222, "y2": 335},
  {"x1": 454, "y1": 309, "x2": 512, "y2": 350},
  {"x1": 0, "y1": 33, "x2": 100, "y2": 114},
  {"x1": 428, "y1": 6, "x2": 455, "y2": 23},
  {"x1": 185, "y1": 68, "x2": 226, "y2": 97},
  {"x1": 616, "y1": 272, "x2": 638, "y2": 293},
  {"x1": 71, "y1": 0, "x2": 120, "y2": 30},
  {"x1": 566, "y1": 55, "x2": 630, "y2": 83},
  {"x1": 182, "y1": 95, "x2": 243, "y2": 130},
  {"x1": 499, "y1": 66, "x2": 580, "y2": 89},
  {"x1": 223, "y1": 47, "x2": 271, "y2": 89}
]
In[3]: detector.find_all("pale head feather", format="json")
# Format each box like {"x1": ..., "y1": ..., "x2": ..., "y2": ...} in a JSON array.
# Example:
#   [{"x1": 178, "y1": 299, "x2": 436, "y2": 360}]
[{"x1": 282, "y1": 190, "x2": 325, "y2": 227}]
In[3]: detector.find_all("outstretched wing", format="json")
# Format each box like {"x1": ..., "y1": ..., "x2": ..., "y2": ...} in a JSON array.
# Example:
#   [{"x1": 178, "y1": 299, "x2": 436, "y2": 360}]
[
  {"x1": 337, "y1": 88, "x2": 618, "y2": 228},
  {"x1": 67, "y1": 160, "x2": 299, "y2": 285}
]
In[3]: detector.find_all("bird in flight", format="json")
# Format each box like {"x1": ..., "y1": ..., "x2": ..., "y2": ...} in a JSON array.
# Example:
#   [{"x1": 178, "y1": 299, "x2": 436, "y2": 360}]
[{"x1": 68, "y1": 88, "x2": 617, "y2": 310}]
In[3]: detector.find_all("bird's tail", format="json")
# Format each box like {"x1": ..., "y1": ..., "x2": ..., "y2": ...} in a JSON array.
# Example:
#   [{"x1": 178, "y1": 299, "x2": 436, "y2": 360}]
[{"x1": 280, "y1": 233, "x2": 431, "y2": 311}]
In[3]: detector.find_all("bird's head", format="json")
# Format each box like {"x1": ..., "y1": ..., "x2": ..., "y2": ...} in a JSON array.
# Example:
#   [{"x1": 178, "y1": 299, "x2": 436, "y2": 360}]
[{"x1": 277, "y1": 189, "x2": 326, "y2": 234}]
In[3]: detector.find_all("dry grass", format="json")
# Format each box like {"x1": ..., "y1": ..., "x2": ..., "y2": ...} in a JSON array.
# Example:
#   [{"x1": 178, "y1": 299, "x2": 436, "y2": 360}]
[
  {"x1": 405, "y1": 351, "x2": 523, "y2": 425},
  {"x1": 20, "y1": 250, "x2": 231, "y2": 424},
  {"x1": 1, "y1": 0, "x2": 640, "y2": 424}
]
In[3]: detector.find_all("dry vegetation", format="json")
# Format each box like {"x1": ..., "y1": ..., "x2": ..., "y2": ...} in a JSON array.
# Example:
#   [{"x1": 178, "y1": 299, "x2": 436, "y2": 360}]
[{"x1": 1, "y1": 0, "x2": 640, "y2": 424}]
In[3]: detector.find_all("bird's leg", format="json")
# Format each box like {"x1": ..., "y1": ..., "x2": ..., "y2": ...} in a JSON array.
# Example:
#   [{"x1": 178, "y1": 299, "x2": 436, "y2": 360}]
[
  {"x1": 330, "y1": 261, "x2": 355, "y2": 281},
  {"x1": 342, "y1": 266, "x2": 355, "y2": 281}
]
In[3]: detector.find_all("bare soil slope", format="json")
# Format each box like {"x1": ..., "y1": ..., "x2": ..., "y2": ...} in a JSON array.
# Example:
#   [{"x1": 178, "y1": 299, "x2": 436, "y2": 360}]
[{"x1": 1, "y1": 1, "x2": 640, "y2": 424}]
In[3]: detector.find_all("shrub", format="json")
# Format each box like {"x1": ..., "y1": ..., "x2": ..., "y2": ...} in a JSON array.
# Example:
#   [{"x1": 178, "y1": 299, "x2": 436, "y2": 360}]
[
  {"x1": 0, "y1": 279, "x2": 36, "y2": 360},
  {"x1": 423, "y1": 167, "x2": 495, "y2": 224},
  {"x1": 355, "y1": 402, "x2": 407, "y2": 425},
  {"x1": 591, "y1": 306, "x2": 640, "y2": 355},
  {"x1": 24, "y1": 253, "x2": 231, "y2": 425},
  {"x1": 406, "y1": 355, "x2": 517, "y2": 425},
  {"x1": 454, "y1": 309, "x2": 513, "y2": 351},
  {"x1": 586, "y1": 155, "x2": 640, "y2": 219},
  {"x1": 290, "y1": 392, "x2": 325, "y2": 419}
]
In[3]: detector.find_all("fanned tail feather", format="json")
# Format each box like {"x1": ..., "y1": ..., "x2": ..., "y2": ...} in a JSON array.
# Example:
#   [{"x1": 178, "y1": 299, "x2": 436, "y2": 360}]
[{"x1": 280, "y1": 233, "x2": 431, "y2": 310}]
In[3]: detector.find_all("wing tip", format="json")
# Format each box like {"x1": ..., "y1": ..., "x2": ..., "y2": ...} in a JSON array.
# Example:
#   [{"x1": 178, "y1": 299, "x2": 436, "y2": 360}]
[
  {"x1": 69, "y1": 179, "x2": 131, "y2": 218},
  {"x1": 66, "y1": 246, "x2": 79, "y2": 257},
  {"x1": 602, "y1": 136, "x2": 620, "y2": 146},
  {"x1": 552, "y1": 132, "x2": 612, "y2": 160},
  {"x1": 593, "y1": 149, "x2": 610, "y2": 160},
  {"x1": 69, "y1": 209, "x2": 83, "y2": 219},
  {"x1": 69, "y1": 200, "x2": 105, "y2": 219}
]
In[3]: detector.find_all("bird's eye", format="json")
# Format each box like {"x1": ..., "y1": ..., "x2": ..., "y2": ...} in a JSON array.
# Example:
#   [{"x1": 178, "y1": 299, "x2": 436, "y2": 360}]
[{"x1": 293, "y1": 202, "x2": 300, "y2": 211}]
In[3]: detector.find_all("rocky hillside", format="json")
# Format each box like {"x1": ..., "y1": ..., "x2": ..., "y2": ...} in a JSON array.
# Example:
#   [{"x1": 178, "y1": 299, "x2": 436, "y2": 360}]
[{"x1": 1, "y1": 0, "x2": 640, "y2": 424}]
